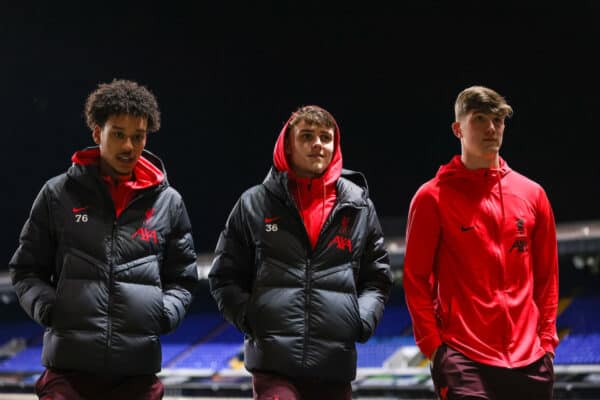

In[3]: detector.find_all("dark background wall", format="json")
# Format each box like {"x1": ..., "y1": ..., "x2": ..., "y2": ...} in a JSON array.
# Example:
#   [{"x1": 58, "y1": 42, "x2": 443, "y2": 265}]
[{"x1": 2, "y1": 3, "x2": 600, "y2": 265}]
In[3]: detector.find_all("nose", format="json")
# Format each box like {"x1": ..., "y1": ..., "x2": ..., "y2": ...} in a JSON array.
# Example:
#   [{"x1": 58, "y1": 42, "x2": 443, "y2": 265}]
[
  {"x1": 485, "y1": 119, "x2": 496, "y2": 134},
  {"x1": 122, "y1": 137, "x2": 134, "y2": 151}
]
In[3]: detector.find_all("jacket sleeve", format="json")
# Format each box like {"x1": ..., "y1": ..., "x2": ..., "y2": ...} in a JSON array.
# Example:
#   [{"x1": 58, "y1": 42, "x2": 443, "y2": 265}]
[
  {"x1": 208, "y1": 199, "x2": 255, "y2": 334},
  {"x1": 356, "y1": 199, "x2": 393, "y2": 343},
  {"x1": 532, "y1": 188, "x2": 559, "y2": 355},
  {"x1": 9, "y1": 184, "x2": 57, "y2": 327},
  {"x1": 402, "y1": 187, "x2": 442, "y2": 359},
  {"x1": 160, "y1": 197, "x2": 199, "y2": 334}
]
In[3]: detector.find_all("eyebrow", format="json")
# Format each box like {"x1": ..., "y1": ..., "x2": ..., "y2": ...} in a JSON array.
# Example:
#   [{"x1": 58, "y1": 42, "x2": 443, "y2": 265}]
[
  {"x1": 111, "y1": 125, "x2": 147, "y2": 133},
  {"x1": 300, "y1": 128, "x2": 333, "y2": 134}
]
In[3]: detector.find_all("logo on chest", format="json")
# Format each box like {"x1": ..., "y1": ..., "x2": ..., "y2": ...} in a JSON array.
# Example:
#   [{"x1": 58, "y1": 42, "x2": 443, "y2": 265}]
[
  {"x1": 264, "y1": 216, "x2": 280, "y2": 232},
  {"x1": 509, "y1": 217, "x2": 528, "y2": 253},
  {"x1": 328, "y1": 216, "x2": 353, "y2": 252},
  {"x1": 132, "y1": 208, "x2": 158, "y2": 244},
  {"x1": 72, "y1": 206, "x2": 89, "y2": 223}
]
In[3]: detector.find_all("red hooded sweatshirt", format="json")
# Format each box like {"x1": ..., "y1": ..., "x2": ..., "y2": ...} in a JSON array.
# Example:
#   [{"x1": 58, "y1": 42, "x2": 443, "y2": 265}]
[
  {"x1": 71, "y1": 148, "x2": 164, "y2": 217},
  {"x1": 272, "y1": 112, "x2": 343, "y2": 249},
  {"x1": 403, "y1": 156, "x2": 559, "y2": 368}
]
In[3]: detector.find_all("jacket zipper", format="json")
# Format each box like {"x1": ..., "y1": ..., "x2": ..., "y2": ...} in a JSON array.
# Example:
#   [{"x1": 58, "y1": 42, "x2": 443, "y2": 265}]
[
  {"x1": 318, "y1": 203, "x2": 342, "y2": 239},
  {"x1": 492, "y1": 174, "x2": 511, "y2": 363},
  {"x1": 300, "y1": 201, "x2": 361, "y2": 367},
  {"x1": 285, "y1": 180, "x2": 362, "y2": 367},
  {"x1": 284, "y1": 191, "x2": 315, "y2": 368},
  {"x1": 106, "y1": 218, "x2": 117, "y2": 368},
  {"x1": 302, "y1": 257, "x2": 311, "y2": 368},
  {"x1": 97, "y1": 179, "x2": 158, "y2": 369}
]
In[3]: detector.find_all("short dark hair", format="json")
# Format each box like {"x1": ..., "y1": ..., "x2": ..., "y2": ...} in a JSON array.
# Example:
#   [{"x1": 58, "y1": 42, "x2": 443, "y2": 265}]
[
  {"x1": 454, "y1": 86, "x2": 513, "y2": 121},
  {"x1": 84, "y1": 79, "x2": 161, "y2": 132}
]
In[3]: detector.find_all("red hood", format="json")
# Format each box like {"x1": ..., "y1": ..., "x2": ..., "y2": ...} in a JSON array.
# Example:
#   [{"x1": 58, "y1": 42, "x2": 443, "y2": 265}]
[
  {"x1": 273, "y1": 107, "x2": 343, "y2": 187},
  {"x1": 71, "y1": 147, "x2": 164, "y2": 189},
  {"x1": 272, "y1": 107, "x2": 342, "y2": 249},
  {"x1": 436, "y1": 155, "x2": 511, "y2": 182}
]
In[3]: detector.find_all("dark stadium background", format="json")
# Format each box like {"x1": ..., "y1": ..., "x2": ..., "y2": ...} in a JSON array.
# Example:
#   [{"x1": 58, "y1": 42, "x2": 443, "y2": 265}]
[
  {"x1": 2, "y1": 2, "x2": 599, "y2": 259},
  {"x1": 2, "y1": 4, "x2": 600, "y2": 399}
]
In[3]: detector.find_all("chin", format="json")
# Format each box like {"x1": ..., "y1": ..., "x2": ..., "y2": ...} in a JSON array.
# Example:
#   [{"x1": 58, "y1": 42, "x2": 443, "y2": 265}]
[{"x1": 116, "y1": 169, "x2": 133, "y2": 176}]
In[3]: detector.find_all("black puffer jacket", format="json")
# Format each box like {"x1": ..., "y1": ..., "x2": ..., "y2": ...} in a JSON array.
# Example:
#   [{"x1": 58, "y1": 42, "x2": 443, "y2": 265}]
[
  {"x1": 9, "y1": 148, "x2": 198, "y2": 375},
  {"x1": 209, "y1": 167, "x2": 392, "y2": 382}
]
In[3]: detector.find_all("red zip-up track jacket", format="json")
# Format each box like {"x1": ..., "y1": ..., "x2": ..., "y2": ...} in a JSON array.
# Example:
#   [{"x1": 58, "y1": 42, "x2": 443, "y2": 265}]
[{"x1": 403, "y1": 156, "x2": 559, "y2": 368}]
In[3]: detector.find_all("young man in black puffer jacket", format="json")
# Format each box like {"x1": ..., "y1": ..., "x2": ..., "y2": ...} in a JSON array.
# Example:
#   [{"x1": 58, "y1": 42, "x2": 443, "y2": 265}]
[
  {"x1": 209, "y1": 105, "x2": 392, "y2": 400},
  {"x1": 9, "y1": 79, "x2": 199, "y2": 400}
]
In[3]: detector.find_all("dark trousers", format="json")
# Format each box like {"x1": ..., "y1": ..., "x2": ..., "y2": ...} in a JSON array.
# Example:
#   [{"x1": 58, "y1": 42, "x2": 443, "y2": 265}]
[
  {"x1": 431, "y1": 344, "x2": 554, "y2": 400},
  {"x1": 252, "y1": 371, "x2": 353, "y2": 400},
  {"x1": 35, "y1": 368, "x2": 164, "y2": 400}
]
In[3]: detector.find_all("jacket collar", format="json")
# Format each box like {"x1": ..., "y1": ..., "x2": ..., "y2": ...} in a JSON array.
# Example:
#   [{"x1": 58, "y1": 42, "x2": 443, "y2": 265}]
[
  {"x1": 263, "y1": 167, "x2": 368, "y2": 208},
  {"x1": 67, "y1": 146, "x2": 169, "y2": 192}
]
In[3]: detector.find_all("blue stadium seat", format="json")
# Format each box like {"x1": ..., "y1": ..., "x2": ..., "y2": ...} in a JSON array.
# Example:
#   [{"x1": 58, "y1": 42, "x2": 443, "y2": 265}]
[
  {"x1": 355, "y1": 305, "x2": 416, "y2": 368},
  {"x1": 166, "y1": 325, "x2": 244, "y2": 370},
  {"x1": 0, "y1": 320, "x2": 43, "y2": 345},
  {"x1": 555, "y1": 333, "x2": 600, "y2": 364},
  {"x1": 558, "y1": 297, "x2": 600, "y2": 334},
  {"x1": 357, "y1": 336, "x2": 415, "y2": 368},
  {"x1": 0, "y1": 346, "x2": 44, "y2": 373},
  {"x1": 372, "y1": 305, "x2": 412, "y2": 337}
]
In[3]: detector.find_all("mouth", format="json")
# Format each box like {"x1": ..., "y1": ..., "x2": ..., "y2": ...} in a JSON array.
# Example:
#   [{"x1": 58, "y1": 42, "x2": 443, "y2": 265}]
[{"x1": 117, "y1": 154, "x2": 136, "y2": 164}]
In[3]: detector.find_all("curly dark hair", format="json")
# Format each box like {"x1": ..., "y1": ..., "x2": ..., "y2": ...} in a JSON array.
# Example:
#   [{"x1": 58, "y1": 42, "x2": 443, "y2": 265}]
[{"x1": 84, "y1": 79, "x2": 161, "y2": 132}]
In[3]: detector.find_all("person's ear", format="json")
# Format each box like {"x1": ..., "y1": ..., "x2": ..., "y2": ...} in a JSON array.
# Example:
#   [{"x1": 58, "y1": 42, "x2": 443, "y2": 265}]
[
  {"x1": 451, "y1": 121, "x2": 462, "y2": 139},
  {"x1": 92, "y1": 125, "x2": 102, "y2": 145}
]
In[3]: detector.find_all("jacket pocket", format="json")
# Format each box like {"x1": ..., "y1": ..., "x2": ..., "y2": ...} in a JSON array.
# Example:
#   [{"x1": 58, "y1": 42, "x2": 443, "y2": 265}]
[
  {"x1": 113, "y1": 255, "x2": 160, "y2": 283},
  {"x1": 311, "y1": 263, "x2": 362, "y2": 343},
  {"x1": 53, "y1": 250, "x2": 107, "y2": 330},
  {"x1": 56, "y1": 249, "x2": 106, "y2": 295},
  {"x1": 350, "y1": 293, "x2": 363, "y2": 341},
  {"x1": 238, "y1": 301, "x2": 253, "y2": 337},
  {"x1": 112, "y1": 256, "x2": 163, "y2": 334}
]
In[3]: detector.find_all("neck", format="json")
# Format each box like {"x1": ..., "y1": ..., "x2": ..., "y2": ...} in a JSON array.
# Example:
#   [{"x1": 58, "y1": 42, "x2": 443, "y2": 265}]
[
  {"x1": 460, "y1": 153, "x2": 500, "y2": 170},
  {"x1": 290, "y1": 169, "x2": 323, "y2": 181}
]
